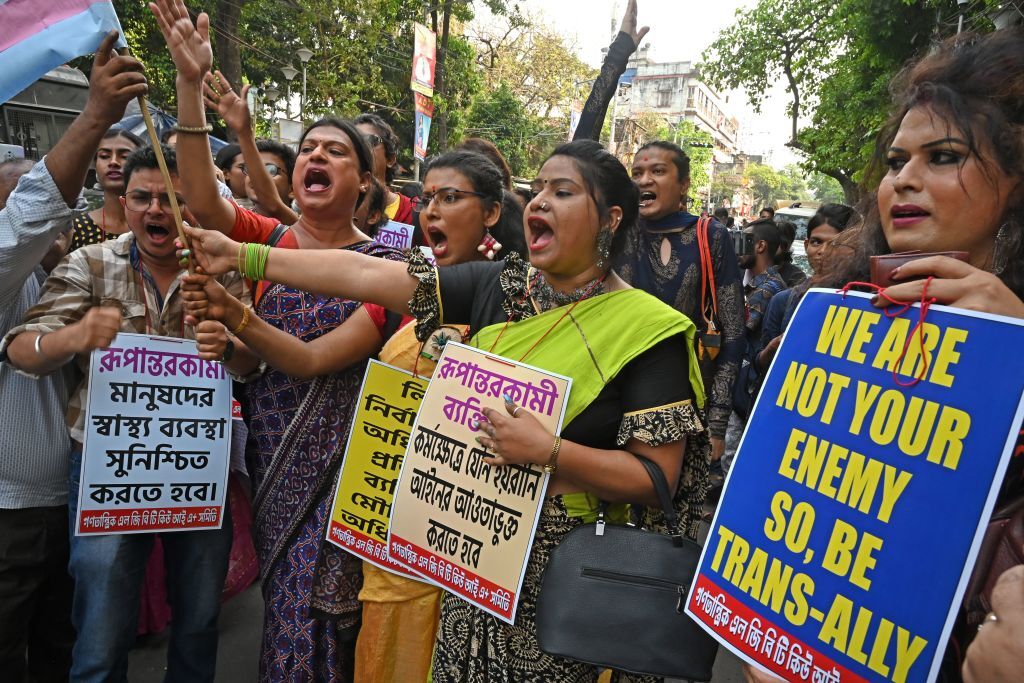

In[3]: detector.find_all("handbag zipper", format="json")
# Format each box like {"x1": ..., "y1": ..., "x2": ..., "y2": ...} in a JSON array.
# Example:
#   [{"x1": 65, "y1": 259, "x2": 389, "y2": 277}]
[{"x1": 580, "y1": 567, "x2": 689, "y2": 613}]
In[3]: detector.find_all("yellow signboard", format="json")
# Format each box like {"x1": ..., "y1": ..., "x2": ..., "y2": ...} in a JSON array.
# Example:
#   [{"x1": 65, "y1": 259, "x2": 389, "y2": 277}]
[{"x1": 326, "y1": 360, "x2": 428, "y2": 579}]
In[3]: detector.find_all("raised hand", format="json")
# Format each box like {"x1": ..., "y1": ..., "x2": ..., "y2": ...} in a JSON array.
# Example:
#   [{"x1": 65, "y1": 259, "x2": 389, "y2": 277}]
[
  {"x1": 203, "y1": 71, "x2": 252, "y2": 134},
  {"x1": 149, "y1": 0, "x2": 213, "y2": 83},
  {"x1": 619, "y1": 0, "x2": 650, "y2": 48},
  {"x1": 84, "y1": 31, "x2": 148, "y2": 127},
  {"x1": 72, "y1": 306, "x2": 123, "y2": 354},
  {"x1": 178, "y1": 227, "x2": 241, "y2": 275}
]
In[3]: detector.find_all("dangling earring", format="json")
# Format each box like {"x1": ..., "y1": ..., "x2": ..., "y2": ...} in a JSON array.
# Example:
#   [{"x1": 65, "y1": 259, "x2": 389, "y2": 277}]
[
  {"x1": 596, "y1": 227, "x2": 614, "y2": 269},
  {"x1": 477, "y1": 230, "x2": 502, "y2": 260},
  {"x1": 993, "y1": 219, "x2": 1014, "y2": 274}
]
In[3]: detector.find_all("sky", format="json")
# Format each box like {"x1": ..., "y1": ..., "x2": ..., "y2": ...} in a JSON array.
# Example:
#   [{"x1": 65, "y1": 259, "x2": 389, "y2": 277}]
[{"x1": 511, "y1": 0, "x2": 802, "y2": 168}]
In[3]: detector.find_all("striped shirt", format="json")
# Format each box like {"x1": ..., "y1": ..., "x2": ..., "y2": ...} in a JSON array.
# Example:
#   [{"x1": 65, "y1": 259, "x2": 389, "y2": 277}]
[
  {"x1": 2, "y1": 231, "x2": 249, "y2": 444},
  {"x1": 0, "y1": 159, "x2": 75, "y2": 508}
]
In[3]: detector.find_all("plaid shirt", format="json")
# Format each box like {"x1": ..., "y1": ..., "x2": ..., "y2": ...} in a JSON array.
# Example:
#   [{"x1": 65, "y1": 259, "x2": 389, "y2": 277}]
[
  {"x1": 745, "y1": 266, "x2": 787, "y2": 335},
  {"x1": 2, "y1": 232, "x2": 248, "y2": 444}
]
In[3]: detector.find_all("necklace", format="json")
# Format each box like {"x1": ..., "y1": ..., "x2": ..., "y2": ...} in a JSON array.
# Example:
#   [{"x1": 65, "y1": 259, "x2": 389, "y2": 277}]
[{"x1": 527, "y1": 268, "x2": 607, "y2": 313}]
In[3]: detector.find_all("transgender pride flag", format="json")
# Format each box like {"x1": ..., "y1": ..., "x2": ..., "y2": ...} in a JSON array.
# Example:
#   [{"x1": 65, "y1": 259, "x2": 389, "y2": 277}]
[{"x1": 0, "y1": 0, "x2": 124, "y2": 103}]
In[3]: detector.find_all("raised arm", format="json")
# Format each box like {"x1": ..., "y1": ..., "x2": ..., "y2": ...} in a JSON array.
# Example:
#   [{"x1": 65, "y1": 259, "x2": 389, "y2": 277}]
[
  {"x1": 203, "y1": 71, "x2": 298, "y2": 225},
  {"x1": 181, "y1": 226, "x2": 417, "y2": 314},
  {"x1": 149, "y1": 0, "x2": 237, "y2": 232},
  {"x1": 573, "y1": 0, "x2": 647, "y2": 142}
]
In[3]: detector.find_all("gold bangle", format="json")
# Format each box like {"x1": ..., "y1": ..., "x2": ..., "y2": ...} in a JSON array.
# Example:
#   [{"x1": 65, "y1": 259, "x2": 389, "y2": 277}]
[
  {"x1": 543, "y1": 436, "x2": 562, "y2": 474},
  {"x1": 173, "y1": 123, "x2": 213, "y2": 135},
  {"x1": 231, "y1": 306, "x2": 251, "y2": 336}
]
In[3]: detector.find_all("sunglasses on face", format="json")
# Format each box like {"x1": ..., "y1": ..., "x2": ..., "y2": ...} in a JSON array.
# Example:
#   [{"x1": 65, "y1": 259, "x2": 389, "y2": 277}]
[
  {"x1": 240, "y1": 163, "x2": 282, "y2": 177},
  {"x1": 124, "y1": 191, "x2": 187, "y2": 212},
  {"x1": 412, "y1": 187, "x2": 487, "y2": 211}
]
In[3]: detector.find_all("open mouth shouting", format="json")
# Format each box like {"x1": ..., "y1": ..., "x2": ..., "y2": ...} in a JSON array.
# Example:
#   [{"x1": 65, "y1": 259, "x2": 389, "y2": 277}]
[
  {"x1": 639, "y1": 190, "x2": 657, "y2": 209},
  {"x1": 890, "y1": 204, "x2": 930, "y2": 228},
  {"x1": 527, "y1": 215, "x2": 554, "y2": 253},
  {"x1": 303, "y1": 167, "x2": 332, "y2": 193},
  {"x1": 144, "y1": 221, "x2": 172, "y2": 247},
  {"x1": 424, "y1": 224, "x2": 449, "y2": 258}
]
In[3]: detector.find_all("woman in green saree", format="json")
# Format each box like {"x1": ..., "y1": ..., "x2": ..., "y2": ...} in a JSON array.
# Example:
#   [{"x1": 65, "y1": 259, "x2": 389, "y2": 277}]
[{"x1": 181, "y1": 139, "x2": 711, "y2": 682}]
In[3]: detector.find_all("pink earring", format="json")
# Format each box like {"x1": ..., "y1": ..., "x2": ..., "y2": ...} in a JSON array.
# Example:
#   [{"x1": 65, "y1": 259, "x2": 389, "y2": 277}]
[{"x1": 477, "y1": 231, "x2": 502, "y2": 260}]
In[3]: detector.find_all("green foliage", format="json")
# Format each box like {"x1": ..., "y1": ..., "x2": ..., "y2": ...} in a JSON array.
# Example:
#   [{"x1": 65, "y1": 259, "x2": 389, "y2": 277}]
[
  {"x1": 674, "y1": 121, "x2": 715, "y2": 210},
  {"x1": 744, "y1": 162, "x2": 810, "y2": 208},
  {"x1": 463, "y1": 83, "x2": 554, "y2": 177},
  {"x1": 809, "y1": 172, "x2": 846, "y2": 204}
]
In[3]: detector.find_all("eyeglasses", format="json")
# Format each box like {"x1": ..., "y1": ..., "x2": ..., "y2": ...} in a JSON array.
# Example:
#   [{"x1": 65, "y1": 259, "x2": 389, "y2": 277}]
[
  {"x1": 240, "y1": 163, "x2": 282, "y2": 177},
  {"x1": 412, "y1": 188, "x2": 487, "y2": 211},
  {"x1": 363, "y1": 133, "x2": 384, "y2": 148},
  {"x1": 124, "y1": 191, "x2": 187, "y2": 212}
]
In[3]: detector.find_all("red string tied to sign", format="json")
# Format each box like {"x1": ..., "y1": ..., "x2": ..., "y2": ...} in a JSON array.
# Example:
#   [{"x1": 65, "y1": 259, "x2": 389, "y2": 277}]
[{"x1": 837, "y1": 277, "x2": 938, "y2": 388}]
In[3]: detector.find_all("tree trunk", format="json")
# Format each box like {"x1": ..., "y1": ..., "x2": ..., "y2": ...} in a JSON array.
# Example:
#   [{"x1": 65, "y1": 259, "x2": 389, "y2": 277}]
[
  {"x1": 213, "y1": 0, "x2": 248, "y2": 141},
  {"x1": 433, "y1": 0, "x2": 453, "y2": 151}
]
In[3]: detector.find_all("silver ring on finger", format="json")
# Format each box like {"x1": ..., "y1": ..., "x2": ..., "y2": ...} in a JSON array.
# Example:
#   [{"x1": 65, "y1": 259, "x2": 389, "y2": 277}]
[{"x1": 512, "y1": 406, "x2": 521, "y2": 417}]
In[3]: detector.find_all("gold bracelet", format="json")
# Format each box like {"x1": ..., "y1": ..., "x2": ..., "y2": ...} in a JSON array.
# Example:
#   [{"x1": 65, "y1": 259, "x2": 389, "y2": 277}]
[
  {"x1": 543, "y1": 436, "x2": 562, "y2": 474},
  {"x1": 231, "y1": 306, "x2": 251, "y2": 336},
  {"x1": 173, "y1": 123, "x2": 213, "y2": 135}
]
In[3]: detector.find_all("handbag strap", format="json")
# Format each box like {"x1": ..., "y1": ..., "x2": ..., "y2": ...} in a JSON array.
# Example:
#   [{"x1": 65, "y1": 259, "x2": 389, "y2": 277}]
[
  {"x1": 634, "y1": 454, "x2": 679, "y2": 536},
  {"x1": 696, "y1": 217, "x2": 717, "y2": 329}
]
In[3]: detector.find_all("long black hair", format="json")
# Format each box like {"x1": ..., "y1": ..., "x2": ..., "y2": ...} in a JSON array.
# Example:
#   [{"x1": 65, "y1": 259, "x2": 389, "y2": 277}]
[
  {"x1": 546, "y1": 139, "x2": 640, "y2": 258},
  {"x1": 299, "y1": 117, "x2": 374, "y2": 208}
]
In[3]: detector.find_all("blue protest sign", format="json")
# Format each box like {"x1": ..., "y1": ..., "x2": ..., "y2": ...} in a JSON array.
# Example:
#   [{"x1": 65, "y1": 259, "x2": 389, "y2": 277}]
[{"x1": 686, "y1": 289, "x2": 1024, "y2": 683}]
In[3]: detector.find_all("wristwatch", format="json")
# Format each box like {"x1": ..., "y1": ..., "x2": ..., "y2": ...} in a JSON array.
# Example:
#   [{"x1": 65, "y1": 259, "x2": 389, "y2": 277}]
[{"x1": 220, "y1": 339, "x2": 235, "y2": 363}]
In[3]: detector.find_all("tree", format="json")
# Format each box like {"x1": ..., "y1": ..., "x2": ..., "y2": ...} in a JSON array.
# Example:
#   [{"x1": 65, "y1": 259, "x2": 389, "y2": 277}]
[
  {"x1": 809, "y1": 172, "x2": 845, "y2": 203},
  {"x1": 745, "y1": 163, "x2": 784, "y2": 210},
  {"x1": 701, "y1": 0, "x2": 997, "y2": 203},
  {"x1": 463, "y1": 83, "x2": 540, "y2": 177},
  {"x1": 675, "y1": 121, "x2": 715, "y2": 210},
  {"x1": 633, "y1": 112, "x2": 671, "y2": 144}
]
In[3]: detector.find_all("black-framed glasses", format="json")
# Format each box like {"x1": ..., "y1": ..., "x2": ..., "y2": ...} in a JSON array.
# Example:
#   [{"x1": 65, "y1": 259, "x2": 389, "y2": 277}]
[
  {"x1": 240, "y1": 162, "x2": 282, "y2": 177},
  {"x1": 363, "y1": 133, "x2": 384, "y2": 148},
  {"x1": 412, "y1": 187, "x2": 487, "y2": 211},
  {"x1": 124, "y1": 191, "x2": 187, "y2": 212}
]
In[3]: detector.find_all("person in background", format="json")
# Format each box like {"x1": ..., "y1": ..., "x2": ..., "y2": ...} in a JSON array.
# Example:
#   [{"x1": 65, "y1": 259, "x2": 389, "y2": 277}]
[
  {"x1": 618, "y1": 139, "x2": 744, "y2": 470},
  {"x1": 160, "y1": 127, "x2": 178, "y2": 148},
  {"x1": 214, "y1": 143, "x2": 252, "y2": 209},
  {"x1": 354, "y1": 176, "x2": 388, "y2": 237},
  {"x1": 354, "y1": 113, "x2": 414, "y2": 225},
  {"x1": 0, "y1": 33, "x2": 146, "y2": 681},
  {"x1": 458, "y1": 137, "x2": 515, "y2": 191},
  {"x1": 713, "y1": 206, "x2": 730, "y2": 227},
  {"x1": 68, "y1": 127, "x2": 142, "y2": 252},
  {"x1": 773, "y1": 220, "x2": 807, "y2": 287},
  {"x1": 759, "y1": 206, "x2": 775, "y2": 221},
  {"x1": 203, "y1": 71, "x2": 298, "y2": 225},
  {"x1": 398, "y1": 181, "x2": 423, "y2": 200}
]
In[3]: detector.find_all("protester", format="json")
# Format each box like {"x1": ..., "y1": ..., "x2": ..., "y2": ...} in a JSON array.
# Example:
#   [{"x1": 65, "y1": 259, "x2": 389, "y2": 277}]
[
  {"x1": 214, "y1": 143, "x2": 249, "y2": 206},
  {"x1": 151, "y1": 1, "x2": 407, "y2": 677},
  {"x1": 0, "y1": 32, "x2": 146, "y2": 682},
  {"x1": 739, "y1": 25, "x2": 1024, "y2": 683},
  {"x1": 4, "y1": 140, "x2": 255, "y2": 682},
  {"x1": 203, "y1": 70, "x2": 298, "y2": 224},
  {"x1": 354, "y1": 113, "x2": 414, "y2": 225},
  {"x1": 618, "y1": 139, "x2": 744, "y2": 468},
  {"x1": 773, "y1": 219, "x2": 807, "y2": 287},
  {"x1": 68, "y1": 127, "x2": 143, "y2": 252},
  {"x1": 179, "y1": 137, "x2": 710, "y2": 682},
  {"x1": 758, "y1": 206, "x2": 774, "y2": 220},
  {"x1": 353, "y1": 176, "x2": 388, "y2": 237}
]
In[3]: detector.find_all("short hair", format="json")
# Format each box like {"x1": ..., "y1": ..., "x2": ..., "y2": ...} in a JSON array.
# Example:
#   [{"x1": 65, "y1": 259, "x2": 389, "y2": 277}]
[
  {"x1": 361, "y1": 177, "x2": 388, "y2": 237},
  {"x1": 354, "y1": 113, "x2": 400, "y2": 183},
  {"x1": 255, "y1": 139, "x2": 296, "y2": 181},
  {"x1": 458, "y1": 137, "x2": 513, "y2": 189},
  {"x1": 123, "y1": 144, "x2": 177, "y2": 187},
  {"x1": 547, "y1": 140, "x2": 639, "y2": 259},
  {"x1": 214, "y1": 143, "x2": 241, "y2": 171},
  {"x1": 636, "y1": 140, "x2": 690, "y2": 182},
  {"x1": 748, "y1": 218, "x2": 781, "y2": 256},
  {"x1": 399, "y1": 181, "x2": 423, "y2": 199},
  {"x1": 713, "y1": 207, "x2": 729, "y2": 223},
  {"x1": 807, "y1": 202, "x2": 855, "y2": 237},
  {"x1": 760, "y1": 206, "x2": 775, "y2": 218}
]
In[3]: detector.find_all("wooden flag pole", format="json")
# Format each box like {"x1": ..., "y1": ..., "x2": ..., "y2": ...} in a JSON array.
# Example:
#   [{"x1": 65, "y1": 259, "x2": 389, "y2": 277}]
[{"x1": 135, "y1": 93, "x2": 194, "y2": 274}]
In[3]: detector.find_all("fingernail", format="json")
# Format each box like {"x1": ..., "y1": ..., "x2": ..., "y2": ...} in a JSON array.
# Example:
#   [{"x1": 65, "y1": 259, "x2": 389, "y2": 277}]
[
  {"x1": 475, "y1": 436, "x2": 485, "y2": 445},
  {"x1": 470, "y1": 419, "x2": 479, "y2": 429},
  {"x1": 503, "y1": 392, "x2": 512, "y2": 403},
  {"x1": 891, "y1": 266, "x2": 900, "y2": 278},
  {"x1": 181, "y1": 249, "x2": 191, "y2": 257}
]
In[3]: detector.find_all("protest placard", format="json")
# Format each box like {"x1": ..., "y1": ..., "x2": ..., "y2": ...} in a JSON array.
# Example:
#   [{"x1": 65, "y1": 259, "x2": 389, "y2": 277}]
[
  {"x1": 387, "y1": 341, "x2": 571, "y2": 623},
  {"x1": 686, "y1": 290, "x2": 1024, "y2": 683},
  {"x1": 327, "y1": 360, "x2": 428, "y2": 580},
  {"x1": 76, "y1": 333, "x2": 232, "y2": 535},
  {"x1": 375, "y1": 220, "x2": 415, "y2": 251}
]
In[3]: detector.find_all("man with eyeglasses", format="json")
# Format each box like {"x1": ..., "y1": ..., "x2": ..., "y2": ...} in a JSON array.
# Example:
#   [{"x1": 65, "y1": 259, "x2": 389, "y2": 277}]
[{"x1": 4, "y1": 143, "x2": 259, "y2": 681}]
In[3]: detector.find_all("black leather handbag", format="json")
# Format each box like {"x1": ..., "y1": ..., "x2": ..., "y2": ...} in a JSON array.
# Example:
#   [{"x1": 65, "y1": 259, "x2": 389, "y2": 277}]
[{"x1": 536, "y1": 455, "x2": 719, "y2": 680}]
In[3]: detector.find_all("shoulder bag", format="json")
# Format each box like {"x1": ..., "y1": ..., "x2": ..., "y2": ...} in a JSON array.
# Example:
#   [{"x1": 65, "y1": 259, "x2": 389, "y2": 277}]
[{"x1": 536, "y1": 455, "x2": 719, "y2": 680}]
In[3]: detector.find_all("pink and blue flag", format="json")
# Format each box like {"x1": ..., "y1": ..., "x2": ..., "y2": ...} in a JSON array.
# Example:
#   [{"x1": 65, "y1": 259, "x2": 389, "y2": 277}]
[{"x1": 0, "y1": 0, "x2": 124, "y2": 104}]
